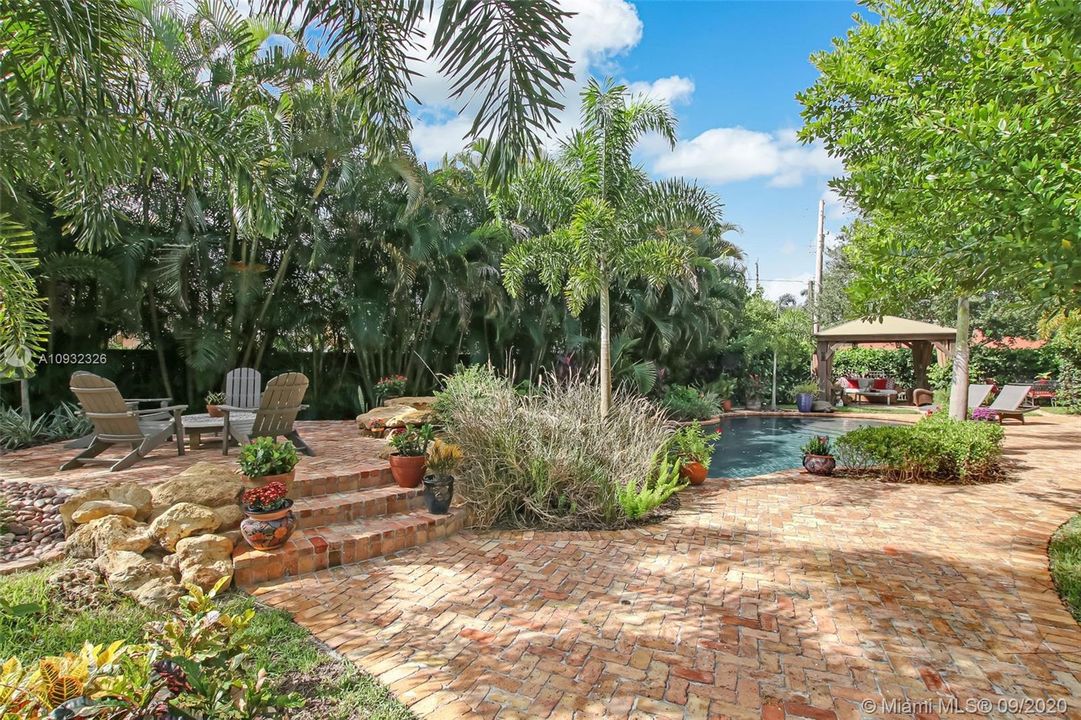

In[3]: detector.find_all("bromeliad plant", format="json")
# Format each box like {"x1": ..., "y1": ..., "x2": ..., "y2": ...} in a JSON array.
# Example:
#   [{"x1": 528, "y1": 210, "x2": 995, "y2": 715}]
[
  {"x1": 388, "y1": 424, "x2": 435, "y2": 457},
  {"x1": 237, "y1": 438, "x2": 299, "y2": 479},
  {"x1": 204, "y1": 391, "x2": 225, "y2": 406},
  {"x1": 241, "y1": 482, "x2": 289, "y2": 514},
  {"x1": 426, "y1": 439, "x2": 463, "y2": 476},
  {"x1": 801, "y1": 435, "x2": 831, "y2": 457}
]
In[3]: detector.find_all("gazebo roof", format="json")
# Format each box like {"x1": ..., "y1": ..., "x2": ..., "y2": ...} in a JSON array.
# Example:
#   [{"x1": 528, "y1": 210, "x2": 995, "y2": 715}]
[{"x1": 815, "y1": 316, "x2": 956, "y2": 343}]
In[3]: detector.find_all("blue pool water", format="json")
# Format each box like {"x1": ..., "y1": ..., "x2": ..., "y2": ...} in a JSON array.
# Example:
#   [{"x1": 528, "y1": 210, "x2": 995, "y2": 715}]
[{"x1": 706, "y1": 416, "x2": 890, "y2": 479}]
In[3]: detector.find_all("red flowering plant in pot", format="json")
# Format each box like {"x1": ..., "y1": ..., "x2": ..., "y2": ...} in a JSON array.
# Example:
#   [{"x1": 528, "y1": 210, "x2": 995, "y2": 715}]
[
  {"x1": 240, "y1": 481, "x2": 296, "y2": 550},
  {"x1": 374, "y1": 374, "x2": 408, "y2": 403}
]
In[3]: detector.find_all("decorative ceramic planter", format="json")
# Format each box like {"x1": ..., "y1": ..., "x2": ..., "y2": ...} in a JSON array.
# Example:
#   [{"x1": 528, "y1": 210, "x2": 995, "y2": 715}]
[
  {"x1": 745, "y1": 398, "x2": 762, "y2": 411},
  {"x1": 242, "y1": 469, "x2": 295, "y2": 497},
  {"x1": 802, "y1": 454, "x2": 836, "y2": 476},
  {"x1": 207, "y1": 405, "x2": 223, "y2": 418},
  {"x1": 679, "y1": 461, "x2": 708, "y2": 486},
  {"x1": 240, "y1": 499, "x2": 296, "y2": 550},
  {"x1": 795, "y1": 393, "x2": 815, "y2": 413},
  {"x1": 389, "y1": 454, "x2": 426, "y2": 488},
  {"x1": 422, "y1": 474, "x2": 454, "y2": 514}
]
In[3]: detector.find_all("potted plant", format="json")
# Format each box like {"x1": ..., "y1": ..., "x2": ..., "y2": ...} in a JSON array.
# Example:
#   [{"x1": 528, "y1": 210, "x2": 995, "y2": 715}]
[
  {"x1": 237, "y1": 437, "x2": 300, "y2": 495},
  {"x1": 668, "y1": 422, "x2": 716, "y2": 486},
  {"x1": 793, "y1": 382, "x2": 819, "y2": 413},
  {"x1": 388, "y1": 423, "x2": 434, "y2": 488},
  {"x1": 374, "y1": 374, "x2": 408, "y2": 404},
  {"x1": 713, "y1": 375, "x2": 736, "y2": 413},
  {"x1": 239, "y1": 481, "x2": 296, "y2": 550},
  {"x1": 800, "y1": 435, "x2": 836, "y2": 475},
  {"x1": 423, "y1": 438, "x2": 463, "y2": 514},
  {"x1": 205, "y1": 391, "x2": 226, "y2": 418}
]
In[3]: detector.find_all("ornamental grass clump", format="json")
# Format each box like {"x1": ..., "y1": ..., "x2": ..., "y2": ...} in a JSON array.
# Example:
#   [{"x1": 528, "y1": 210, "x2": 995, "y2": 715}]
[
  {"x1": 834, "y1": 414, "x2": 1004, "y2": 483},
  {"x1": 436, "y1": 366, "x2": 672, "y2": 529}
]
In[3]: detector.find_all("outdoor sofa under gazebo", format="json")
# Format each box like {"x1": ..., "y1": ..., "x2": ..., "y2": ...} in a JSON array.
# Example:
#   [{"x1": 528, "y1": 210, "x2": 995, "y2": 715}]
[{"x1": 814, "y1": 316, "x2": 956, "y2": 403}]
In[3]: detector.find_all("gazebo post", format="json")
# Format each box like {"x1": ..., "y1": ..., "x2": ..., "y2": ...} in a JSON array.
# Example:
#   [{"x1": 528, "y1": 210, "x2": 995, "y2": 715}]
[
  {"x1": 816, "y1": 341, "x2": 834, "y2": 400},
  {"x1": 911, "y1": 341, "x2": 933, "y2": 390}
]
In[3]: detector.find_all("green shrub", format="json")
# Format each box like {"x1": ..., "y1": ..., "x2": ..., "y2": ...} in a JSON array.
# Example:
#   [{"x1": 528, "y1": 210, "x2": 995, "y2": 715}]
[
  {"x1": 0, "y1": 402, "x2": 91, "y2": 451},
  {"x1": 437, "y1": 366, "x2": 672, "y2": 528},
  {"x1": 660, "y1": 384, "x2": 721, "y2": 421},
  {"x1": 834, "y1": 415, "x2": 1004, "y2": 483},
  {"x1": 617, "y1": 456, "x2": 686, "y2": 520},
  {"x1": 1050, "y1": 514, "x2": 1081, "y2": 624},
  {"x1": 237, "y1": 437, "x2": 299, "y2": 478}
]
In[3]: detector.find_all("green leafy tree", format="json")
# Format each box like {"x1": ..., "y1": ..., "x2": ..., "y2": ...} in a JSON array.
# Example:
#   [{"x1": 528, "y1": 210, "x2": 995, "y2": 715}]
[
  {"x1": 737, "y1": 294, "x2": 812, "y2": 408},
  {"x1": 501, "y1": 79, "x2": 740, "y2": 415},
  {"x1": 799, "y1": 0, "x2": 1081, "y2": 418}
]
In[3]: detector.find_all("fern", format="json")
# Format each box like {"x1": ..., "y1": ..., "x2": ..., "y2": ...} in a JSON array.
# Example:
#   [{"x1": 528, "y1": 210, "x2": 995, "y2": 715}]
[{"x1": 618, "y1": 456, "x2": 686, "y2": 520}]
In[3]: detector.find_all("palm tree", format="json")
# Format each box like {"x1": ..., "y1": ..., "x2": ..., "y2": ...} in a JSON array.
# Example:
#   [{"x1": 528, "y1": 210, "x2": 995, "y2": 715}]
[{"x1": 502, "y1": 79, "x2": 741, "y2": 415}]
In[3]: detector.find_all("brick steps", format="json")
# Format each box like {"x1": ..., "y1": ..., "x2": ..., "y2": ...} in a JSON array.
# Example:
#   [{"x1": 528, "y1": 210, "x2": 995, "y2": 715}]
[
  {"x1": 289, "y1": 466, "x2": 394, "y2": 500},
  {"x1": 293, "y1": 485, "x2": 424, "y2": 530},
  {"x1": 234, "y1": 510, "x2": 465, "y2": 587}
]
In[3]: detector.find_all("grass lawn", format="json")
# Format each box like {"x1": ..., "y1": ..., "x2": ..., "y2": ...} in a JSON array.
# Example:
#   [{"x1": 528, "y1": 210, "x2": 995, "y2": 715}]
[
  {"x1": 1037, "y1": 406, "x2": 1078, "y2": 415},
  {"x1": 0, "y1": 562, "x2": 414, "y2": 720},
  {"x1": 1050, "y1": 514, "x2": 1081, "y2": 625}
]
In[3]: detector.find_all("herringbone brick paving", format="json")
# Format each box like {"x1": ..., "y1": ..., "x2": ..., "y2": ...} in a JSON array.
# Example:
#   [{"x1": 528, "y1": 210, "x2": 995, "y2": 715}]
[{"x1": 250, "y1": 414, "x2": 1081, "y2": 719}]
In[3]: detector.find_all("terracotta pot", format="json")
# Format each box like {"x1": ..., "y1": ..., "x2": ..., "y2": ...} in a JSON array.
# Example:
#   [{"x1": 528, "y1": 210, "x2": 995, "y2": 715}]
[
  {"x1": 679, "y1": 461, "x2": 708, "y2": 486},
  {"x1": 389, "y1": 453, "x2": 427, "y2": 488},
  {"x1": 721, "y1": 399, "x2": 733, "y2": 413},
  {"x1": 240, "y1": 499, "x2": 296, "y2": 550},
  {"x1": 242, "y1": 469, "x2": 296, "y2": 497},
  {"x1": 423, "y1": 474, "x2": 454, "y2": 514},
  {"x1": 802, "y1": 454, "x2": 836, "y2": 476},
  {"x1": 207, "y1": 405, "x2": 223, "y2": 418}
]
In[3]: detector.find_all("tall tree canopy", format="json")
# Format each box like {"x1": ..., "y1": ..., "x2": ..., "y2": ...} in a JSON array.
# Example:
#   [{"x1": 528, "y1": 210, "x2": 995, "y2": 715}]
[{"x1": 799, "y1": 0, "x2": 1081, "y2": 416}]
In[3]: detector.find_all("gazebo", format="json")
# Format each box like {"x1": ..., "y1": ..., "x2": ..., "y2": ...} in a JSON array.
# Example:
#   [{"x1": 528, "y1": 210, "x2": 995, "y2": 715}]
[{"x1": 814, "y1": 316, "x2": 957, "y2": 399}]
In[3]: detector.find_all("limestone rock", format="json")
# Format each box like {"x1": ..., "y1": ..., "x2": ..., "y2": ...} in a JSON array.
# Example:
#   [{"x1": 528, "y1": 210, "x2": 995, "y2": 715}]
[
  {"x1": 60, "y1": 483, "x2": 153, "y2": 533},
  {"x1": 356, "y1": 404, "x2": 434, "y2": 432},
  {"x1": 384, "y1": 395, "x2": 437, "y2": 410},
  {"x1": 174, "y1": 534, "x2": 234, "y2": 591},
  {"x1": 72, "y1": 500, "x2": 137, "y2": 524},
  {"x1": 151, "y1": 463, "x2": 244, "y2": 512},
  {"x1": 149, "y1": 503, "x2": 220, "y2": 552},
  {"x1": 131, "y1": 577, "x2": 184, "y2": 611},
  {"x1": 66, "y1": 516, "x2": 152, "y2": 559},
  {"x1": 212, "y1": 504, "x2": 244, "y2": 531},
  {"x1": 95, "y1": 550, "x2": 172, "y2": 593}
]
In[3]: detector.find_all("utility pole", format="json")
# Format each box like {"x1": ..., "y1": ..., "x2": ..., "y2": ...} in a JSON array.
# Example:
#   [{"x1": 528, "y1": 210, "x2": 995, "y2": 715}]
[
  {"x1": 813, "y1": 199, "x2": 825, "y2": 333},
  {"x1": 754, "y1": 261, "x2": 760, "y2": 291}
]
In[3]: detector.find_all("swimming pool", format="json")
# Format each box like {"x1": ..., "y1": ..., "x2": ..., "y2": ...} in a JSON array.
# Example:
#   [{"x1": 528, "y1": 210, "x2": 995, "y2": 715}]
[{"x1": 706, "y1": 415, "x2": 891, "y2": 479}]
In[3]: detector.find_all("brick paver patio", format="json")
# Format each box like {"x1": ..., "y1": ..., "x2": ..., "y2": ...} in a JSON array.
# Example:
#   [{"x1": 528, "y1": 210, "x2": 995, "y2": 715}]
[
  {"x1": 250, "y1": 414, "x2": 1081, "y2": 720},
  {"x1": 0, "y1": 421, "x2": 385, "y2": 492}
]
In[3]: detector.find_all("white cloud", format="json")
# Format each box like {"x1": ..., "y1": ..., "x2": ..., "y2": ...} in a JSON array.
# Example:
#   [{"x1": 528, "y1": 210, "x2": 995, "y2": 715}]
[
  {"x1": 626, "y1": 75, "x2": 695, "y2": 105},
  {"x1": 647, "y1": 127, "x2": 843, "y2": 187}
]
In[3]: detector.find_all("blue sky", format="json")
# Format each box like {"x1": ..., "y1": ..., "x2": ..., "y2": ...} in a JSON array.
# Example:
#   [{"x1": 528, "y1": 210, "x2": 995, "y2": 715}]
[{"x1": 409, "y1": 0, "x2": 863, "y2": 299}]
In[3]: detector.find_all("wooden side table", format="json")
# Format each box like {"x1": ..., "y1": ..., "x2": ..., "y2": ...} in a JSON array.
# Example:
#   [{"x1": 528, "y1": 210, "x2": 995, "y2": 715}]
[{"x1": 181, "y1": 412, "x2": 255, "y2": 450}]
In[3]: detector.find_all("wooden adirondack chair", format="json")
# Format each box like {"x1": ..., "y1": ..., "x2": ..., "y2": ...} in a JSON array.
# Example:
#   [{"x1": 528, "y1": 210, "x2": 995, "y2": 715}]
[
  {"x1": 61, "y1": 372, "x2": 187, "y2": 472},
  {"x1": 224, "y1": 367, "x2": 262, "y2": 410},
  {"x1": 220, "y1": 372, "x2": 314, "y2": 455}
]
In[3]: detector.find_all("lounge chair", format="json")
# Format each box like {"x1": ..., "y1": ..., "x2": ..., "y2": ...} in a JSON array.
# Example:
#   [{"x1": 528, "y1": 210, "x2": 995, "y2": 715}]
[
  {"x1": 988, "y1": 384, "x2": 1038, "y2": 423},
  {"x1": 224, "y1": 367, "x2": 262, "y2": 410},
  {"x1": 61, "y1": 372, "x2": 187, "y2": 472},
  {"x1": 913, "y1": 383, "x2": 993, "y2": 413},
  {"x1": 220, "y1": 372, "x2": 314, "y2": 455}
]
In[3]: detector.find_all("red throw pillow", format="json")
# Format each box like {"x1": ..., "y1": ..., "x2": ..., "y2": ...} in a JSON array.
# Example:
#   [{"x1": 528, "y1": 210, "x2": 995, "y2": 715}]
[
  {"x1": 872, "y1": 378, "x2": 888, "y2": 390},
  {"x1": 841, "y1": 377, "x2": 857, "y2": 389}
]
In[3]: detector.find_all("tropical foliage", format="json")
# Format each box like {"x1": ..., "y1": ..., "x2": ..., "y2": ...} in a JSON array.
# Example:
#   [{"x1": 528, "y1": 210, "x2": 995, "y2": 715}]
[{"x1": 501, "y1": 79, "x2": 741, "y2": 414}]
